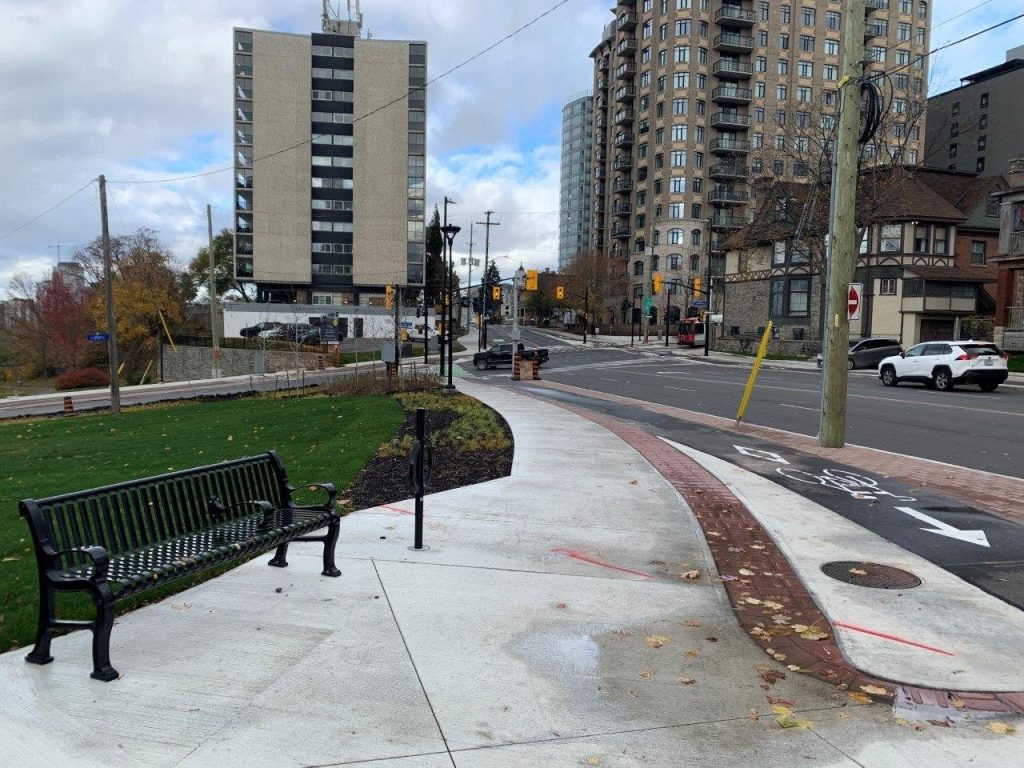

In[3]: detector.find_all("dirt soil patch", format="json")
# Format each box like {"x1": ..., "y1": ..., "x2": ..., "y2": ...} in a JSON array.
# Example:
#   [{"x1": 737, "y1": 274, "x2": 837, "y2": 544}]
[{"x1": 345, "y1": 394, "x2": 513, "y2": 509}]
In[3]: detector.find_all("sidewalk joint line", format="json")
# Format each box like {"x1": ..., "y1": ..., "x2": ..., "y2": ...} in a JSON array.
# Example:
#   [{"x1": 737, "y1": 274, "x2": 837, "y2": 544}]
[{"x1": 371, "y1": 559, "x2": 458, "y2": 768}]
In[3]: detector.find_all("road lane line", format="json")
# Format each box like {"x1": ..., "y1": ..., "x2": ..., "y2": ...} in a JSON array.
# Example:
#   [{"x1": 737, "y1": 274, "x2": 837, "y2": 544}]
[
  {"x1": 780, "y1": 404, "x2": 817, "y2": 412},
  {"x1": 666, "y1": 386, "x2": 697, "y2": 392}
]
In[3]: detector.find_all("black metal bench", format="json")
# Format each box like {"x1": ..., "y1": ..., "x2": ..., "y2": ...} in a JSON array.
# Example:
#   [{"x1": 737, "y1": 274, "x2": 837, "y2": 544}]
[{"x1": 19, "y1": 451, "x2": 342, "y2": 681}]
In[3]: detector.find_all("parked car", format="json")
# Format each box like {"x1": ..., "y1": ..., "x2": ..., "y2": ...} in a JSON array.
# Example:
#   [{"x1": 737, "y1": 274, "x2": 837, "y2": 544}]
[
  {"x1": 257, "y1": 326, "x2": 285, "y2": 340},
  {"x1": 817, "y1": 337, "x2": 902, "y2": 370},
  {"x1": 240, "y1": 321, "x2": 281, "y2": 338},
  {"x1": 283, "y1": 323, "x2": 312, "y2": 342},
  {"x1": 878, "y1": 340, "x2": 1009, "y2": 392},
  {"x1": 473, "y1": 343, "x2": 549, "y2": 370}
]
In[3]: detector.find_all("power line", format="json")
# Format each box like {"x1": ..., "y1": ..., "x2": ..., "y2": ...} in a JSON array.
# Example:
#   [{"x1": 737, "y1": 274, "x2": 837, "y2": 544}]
[
  {"x1": 870, "y1": 12, "x2": 1024, "y2": 81},
  {"x1": 107, "y1": 0, "x2": 574, "y2": 187},
  {"x1": 933, "y1": 0, "x2": 995, "y2": 31},
  {"x1": 0, "y1": 178, "x2": 97, "y2": 242}
]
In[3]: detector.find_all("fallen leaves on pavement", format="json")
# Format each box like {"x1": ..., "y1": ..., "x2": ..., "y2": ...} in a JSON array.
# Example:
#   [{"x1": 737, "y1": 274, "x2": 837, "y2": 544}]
[
  {"x1": 677, "y1": 676, "x2": 697, "y2": 685},
  {"x1": 681, "y1": 619, "x2": 701, "y2": 628},
  {"x1": 644, "y1": 634, "x2": 672, "y2": 649},
  {"x1": 849, "y1": 568, "x2": 868, "y2": 576},
  {"x1": 847, "y1": 692, "x2": 873, "y2": 705},
  {"x1": 988, "y1": 722, "x2": 1016, "y2": 735},
  {"x1": 773, "y1": 705, "x2": 811, "y2": 729},
  {"x1": 859, "y1": 684, "x2": 889, "y2": 697},
  {"x1": 680, "y1": 570, "x2": 701, "y2": 580}
]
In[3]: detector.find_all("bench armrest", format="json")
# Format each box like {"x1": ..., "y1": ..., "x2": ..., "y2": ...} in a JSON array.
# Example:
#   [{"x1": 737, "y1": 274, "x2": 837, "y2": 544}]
[
  {"x1": 208, "y1": 496, "x2": 276, "y2": 526},
  {"x1": 286, "y1": 482, "x2": 337, "y2": 509},
  {"x1": 53, "y1": 545, "x2": 110, "y2": 583}
]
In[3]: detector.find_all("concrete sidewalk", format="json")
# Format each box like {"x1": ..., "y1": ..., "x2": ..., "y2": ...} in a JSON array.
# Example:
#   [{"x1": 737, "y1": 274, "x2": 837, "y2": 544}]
[{"x1": 1, "y1": 382, "x2": 1021, "y2": 767}]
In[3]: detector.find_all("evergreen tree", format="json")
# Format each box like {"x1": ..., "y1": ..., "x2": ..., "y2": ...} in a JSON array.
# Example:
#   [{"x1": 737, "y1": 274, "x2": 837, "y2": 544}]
[{"x1": 424, "y1": 206, "x2": 444, "y2": 304}]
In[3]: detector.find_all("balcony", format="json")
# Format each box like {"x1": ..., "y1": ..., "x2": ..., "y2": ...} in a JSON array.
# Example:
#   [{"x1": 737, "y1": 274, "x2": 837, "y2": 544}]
[
  {"x1": 615, "y1": 85, "x2": 636, "y2": 102},
  {"x1": 592, "y1": 233, "x2": 605, "y2": 248},
  {"x1": 596, "y1": 115, "x2": 609, "y2": 129},
  {"x1": 612, "y1": 226, "x2": 632, "y2": 240},
  {"x1": 712, "y1": 58, "x2": 754, "y2": 79},
  {"x1": 597, "y1": 77, "x2": 609, "y2": 90},
  {"x1": 707, "y1": 186, "x2": 750, "y2": 204},
  {"x1": 598, "y1": 58, "x2": 610, "y2": 71},
  {"x1": 613, "y1": 109, "x2": 635, "y2": 125},
  {"x1": 709, "y1": 137, "x2": 751, "y2": 154},
  {"x1": 1011, "y1": 231, "x2": 1024, "y2": 255},
  {"x1": 709, "y1": 163, "x2": 748, "y2": 180},
  {"x1": 710, "y1": 213, "x2": 744, "y2": 230},
  {"x1": 615, "y1": 38, "x2": 638, "y2": 57},
  {"x1": 613, "y1": 131, "x2": 635, "y2": 147},
  {"x1": 865, "y1": 0, "x2": 884, "y2": 12},
  {"x1": 612, "y1": 177, "x2": 632, "y2": 194},
  {"x1": 713, "y1": 32, "x2": 754, "y2": 53},
  {"x1": 595, "y1": 167, "x2": 607, "y2": 180},
  {"x1": 596, "y1": 132, "x2": 608, "y2": 145},
  {"x1": 711, "y1": 85, "x2": 752, "y2": 105},
  {"x1": 711, "y1": 111, "x2": 751, "y2": 129},
  {"x1": 615, "y1": 61, "x2": 637, "y2": 79},
  {"x1": 613, "y1": 202, "x2": 632, "y2": 216},
  {"x1": 709, "y1": 236, "x2": 731, "y2": 253},
  {"x1": 593, "y1": 199, "x2": 605, "y2": 213},
  {"x1": 864, "y1": 23, "x2": 886, "y2": 39},
  {"x1": 616, "y1": 11, "x2": 639, "y2": 31},
  {"x1": 613, "y1": 155, "x2": 633, "y2": 171},
  {"x1": 714, "y1": 5, "x2": 756, "y2": 27}
]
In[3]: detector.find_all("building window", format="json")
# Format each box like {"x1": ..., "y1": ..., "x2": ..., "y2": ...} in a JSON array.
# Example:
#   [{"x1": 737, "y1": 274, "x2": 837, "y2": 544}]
[
  {"x1": 770, "y1": 276, "x2": 811, "y2": 317},
  {"x1": 933, "y1": 226, "x2": 948, "y2": 254},
  {"x1": 913, "y1": 225, "x2": 929, "y2": 253},
  {"x1": 977, "y1": 157, "x2": 986, "y2": 173},
  {"x1": 781, "y1": 5, "x2": 791, "y2": 23},
  {"x1": 879, "y1": 278, "x2": 897, "y2": 296},
  {"x1": 970, "y1": 240, "x2": 987, "y2": 265},
  {"x1": 668, "y1": 228, "x2": 685, "y2": 244},
  {"x1": 880, "y1": 224, "x2": 902, "y2": 252},
  {"x1": 634, "y1": 260, "x2": 645, "y2": 276},
  {"x1": 980, "y1": 92, "x2": 989, "y2": 109}
]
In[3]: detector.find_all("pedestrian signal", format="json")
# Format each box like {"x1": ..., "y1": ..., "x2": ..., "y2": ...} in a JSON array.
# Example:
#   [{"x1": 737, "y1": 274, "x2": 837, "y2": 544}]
[{"x1": 556, "y1": 286, "x2": 565, "y2": 300}]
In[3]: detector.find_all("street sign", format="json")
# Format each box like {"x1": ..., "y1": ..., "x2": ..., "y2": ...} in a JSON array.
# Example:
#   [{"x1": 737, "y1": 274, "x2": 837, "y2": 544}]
[
  {"x1": 86, "y1": 333, "x2": 109, "y2": 342},
  {"x1": 691, "y1": 298, "x2": 708, "y2": 308},
  {"x1": 848, "y1": 283, "x2": 863, "y2": 321},
  {"x1": 643, "y1": 296, "x2": 653, "y2": 314}
]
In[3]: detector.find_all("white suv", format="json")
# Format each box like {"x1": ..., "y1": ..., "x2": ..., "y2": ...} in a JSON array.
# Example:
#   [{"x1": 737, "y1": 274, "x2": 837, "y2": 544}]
[{"x1": 878, "y1": 341, "x2": 1009, "y2": 392}]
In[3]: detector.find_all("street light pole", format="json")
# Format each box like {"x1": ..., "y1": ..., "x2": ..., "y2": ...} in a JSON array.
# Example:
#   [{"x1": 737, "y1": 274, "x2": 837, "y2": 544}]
[
  {"x1": 440, "y1": 223, "x2": 462, "y2": 390},
  {"x1": 704, "y1": 218, "x2": 713, "y2": 357},
  {"x1": 440, "y1": 197, "x2": 456, "y2": 376}
]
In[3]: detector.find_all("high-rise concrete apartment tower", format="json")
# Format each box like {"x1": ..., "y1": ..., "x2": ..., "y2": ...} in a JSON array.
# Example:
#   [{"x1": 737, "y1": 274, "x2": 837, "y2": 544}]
[
  {"x1": 591, "y1": 0, "x2": 930, "y2": 326},
  {"x1": 233, "y1": 2, "x2": 427, "y2": 306},
  {"x1": 559, "y1": 91, "x2": 595, "y2": 270}
]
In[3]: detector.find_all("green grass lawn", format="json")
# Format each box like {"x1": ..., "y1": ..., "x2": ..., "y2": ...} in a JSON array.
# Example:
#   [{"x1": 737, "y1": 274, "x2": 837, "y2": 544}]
[
  {"x1": 0, "y1": 394, "x2": 403, "y2": 652},
  {"x1": 1009, "y1": 356, "x2": 1024, "y2": 374}
]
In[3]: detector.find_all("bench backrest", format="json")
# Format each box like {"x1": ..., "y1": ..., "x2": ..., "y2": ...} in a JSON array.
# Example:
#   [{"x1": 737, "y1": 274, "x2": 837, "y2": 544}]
[{"x1": 20, "y1": 452, "x2": 289, "y2": 571}]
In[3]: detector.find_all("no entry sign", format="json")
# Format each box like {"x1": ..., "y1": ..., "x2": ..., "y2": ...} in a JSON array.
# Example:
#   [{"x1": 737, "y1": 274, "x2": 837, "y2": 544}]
[{"x1": 848, "y1": 283, "x2": 863, "y2": 321}]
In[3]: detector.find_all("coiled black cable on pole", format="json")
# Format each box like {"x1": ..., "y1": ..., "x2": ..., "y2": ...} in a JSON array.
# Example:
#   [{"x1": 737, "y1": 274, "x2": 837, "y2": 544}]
[{"x1": 858, "y1": 80, "x2": 884, "y2": 145}]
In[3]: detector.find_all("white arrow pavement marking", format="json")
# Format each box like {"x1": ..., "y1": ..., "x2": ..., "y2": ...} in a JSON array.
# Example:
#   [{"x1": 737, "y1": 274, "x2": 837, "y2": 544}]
[{"x1": 896, "y1": 507, "x2": 990, "y2": 548}]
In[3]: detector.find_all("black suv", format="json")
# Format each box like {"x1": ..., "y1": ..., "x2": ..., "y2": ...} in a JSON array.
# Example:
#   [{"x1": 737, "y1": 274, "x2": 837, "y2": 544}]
[{"x1": 817, "y1": 337, "x2": 902, "y2": 371}]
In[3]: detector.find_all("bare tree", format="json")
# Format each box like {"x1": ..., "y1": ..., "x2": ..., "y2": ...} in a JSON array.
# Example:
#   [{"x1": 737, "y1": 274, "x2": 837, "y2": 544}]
[{"x1": 562, "y1": 248, "x2": 629, "y2": 330}]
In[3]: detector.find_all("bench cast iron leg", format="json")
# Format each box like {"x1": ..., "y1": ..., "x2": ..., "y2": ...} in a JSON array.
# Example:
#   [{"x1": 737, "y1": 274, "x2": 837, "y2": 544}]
[
  {"x1": 25, "y1": 583, "x2": 56, "y2": 665},
  {"x1": 322, "y1": 520, "x2": 342, "y2": 577},
  {"x1": 90, "y1": 587, "x2": 118, "y2": 682},
  {"x1": 268, "y1": 543, "x2": 289, "y2": 569}
]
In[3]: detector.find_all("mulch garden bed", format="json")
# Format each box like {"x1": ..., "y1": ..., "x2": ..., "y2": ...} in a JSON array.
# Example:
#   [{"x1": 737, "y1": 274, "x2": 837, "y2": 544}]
[{"x1": 345, "y1": 396, "x2": 514, "y2": 509}]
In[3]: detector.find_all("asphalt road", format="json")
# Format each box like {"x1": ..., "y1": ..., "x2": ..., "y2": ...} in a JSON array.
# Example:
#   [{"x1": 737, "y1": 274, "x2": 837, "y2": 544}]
[{"x1": 464, "y1": 327, "x2": 1024, "y2": 478}]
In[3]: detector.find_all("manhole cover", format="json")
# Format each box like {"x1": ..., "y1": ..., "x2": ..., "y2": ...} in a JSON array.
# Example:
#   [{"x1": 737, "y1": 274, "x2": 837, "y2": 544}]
[{"x1": 821, "y1": 561, "x2": 921, "y2": 589}]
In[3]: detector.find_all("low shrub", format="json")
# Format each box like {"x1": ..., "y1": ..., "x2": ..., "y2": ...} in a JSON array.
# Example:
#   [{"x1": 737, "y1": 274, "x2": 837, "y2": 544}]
[{"x1": 56, "y1": 367, "x2": 111, "y2": 391}]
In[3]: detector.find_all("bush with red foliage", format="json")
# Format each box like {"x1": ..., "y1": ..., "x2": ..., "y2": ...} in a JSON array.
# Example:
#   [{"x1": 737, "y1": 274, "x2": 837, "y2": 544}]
[{"x1": 56, "y1": 367, "x2": 111, "y2": 391}]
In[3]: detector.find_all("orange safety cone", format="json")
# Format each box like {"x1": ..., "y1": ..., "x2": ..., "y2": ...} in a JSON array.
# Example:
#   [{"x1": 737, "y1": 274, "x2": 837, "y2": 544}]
[
  {"x1": 63, "y1": 396, "x2": 74, "y2": 415},
  {"x1": 512, "y1": 353, "x2": 521, "y2": 381},
  {"x1": 317, "y1": 354, "x2": 325, "y2": 370},
  {"x1": 532, "y1": 359, "x2": 541, "y2": 380}
]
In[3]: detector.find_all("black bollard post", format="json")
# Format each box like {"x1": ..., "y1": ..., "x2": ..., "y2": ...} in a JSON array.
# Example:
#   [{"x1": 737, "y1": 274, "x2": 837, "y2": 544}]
[{"x1": 408, "y1": 407, "x2": 431, "y2": 550}]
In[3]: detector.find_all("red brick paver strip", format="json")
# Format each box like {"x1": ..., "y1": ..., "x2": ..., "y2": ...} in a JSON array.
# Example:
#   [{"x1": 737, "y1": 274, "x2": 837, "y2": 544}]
[{"x1": 514, "y1": 384, "x2": 1024, "y2": 716}]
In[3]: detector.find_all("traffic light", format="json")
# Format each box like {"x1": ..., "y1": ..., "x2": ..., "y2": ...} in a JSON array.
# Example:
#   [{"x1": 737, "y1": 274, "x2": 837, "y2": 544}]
[
  {"x1": 693, "y1": 277, "x2": 702, "y2": 298},
  {"x1": 492, "y1": 285, "x2": 501, "y2": 301},
  {"x1": 652, "y1": 273, "x2": 663, "y2": 294},
  {"x1": 525, "y1": 269, "x2": 539, "y2": 291},
  {"x1": 385, "y1": 284, "x2": 393, "y2": 309},
  {"x1": 556, "y1": 286, "x2": 565, "y2": 301}
]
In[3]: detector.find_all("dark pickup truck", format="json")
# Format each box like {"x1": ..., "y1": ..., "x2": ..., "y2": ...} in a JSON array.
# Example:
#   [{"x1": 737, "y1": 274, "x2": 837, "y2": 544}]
[{"x1": 473, "y1": 343, "x2": 549, "y2": 370}]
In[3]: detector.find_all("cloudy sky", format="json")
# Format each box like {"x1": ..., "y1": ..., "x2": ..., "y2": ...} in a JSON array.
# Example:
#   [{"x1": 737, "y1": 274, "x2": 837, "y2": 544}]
[{"x1": 0, "y1": 0, "x2": 1020, "y2": 293}]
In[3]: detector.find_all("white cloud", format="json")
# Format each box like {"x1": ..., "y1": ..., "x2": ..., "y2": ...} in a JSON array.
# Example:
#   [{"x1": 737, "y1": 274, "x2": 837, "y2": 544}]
[{"x1": 0, "y1": 0, "x2": 1017, "y2": 290}]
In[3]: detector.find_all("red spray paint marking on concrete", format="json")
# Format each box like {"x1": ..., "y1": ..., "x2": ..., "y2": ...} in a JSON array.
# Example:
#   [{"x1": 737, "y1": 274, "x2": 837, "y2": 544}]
[
  {"x1": 550, "y1": 548, "x2": 654, "y2": 579},
  {"x1": 833, "y1": 621, "x2": 956, "y2": 657},
  {"x1": 379, "y1": 504, "x2": 414, "y2": 516}
]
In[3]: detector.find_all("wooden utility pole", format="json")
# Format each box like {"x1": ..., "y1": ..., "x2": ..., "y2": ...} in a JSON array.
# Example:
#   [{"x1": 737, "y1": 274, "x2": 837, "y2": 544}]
[
  {"x1": 476, "y1": 211, "x2": 500, "y2": 350},
  {"x1": 207, "y1": 204, "x2": 220, "y2": 378},
  {"x1": 98, "y1": 175, "x2": 121, "y2": 415},
  {"x1": 819, "y1": 0, "x2": 865, "y2": 448}
]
